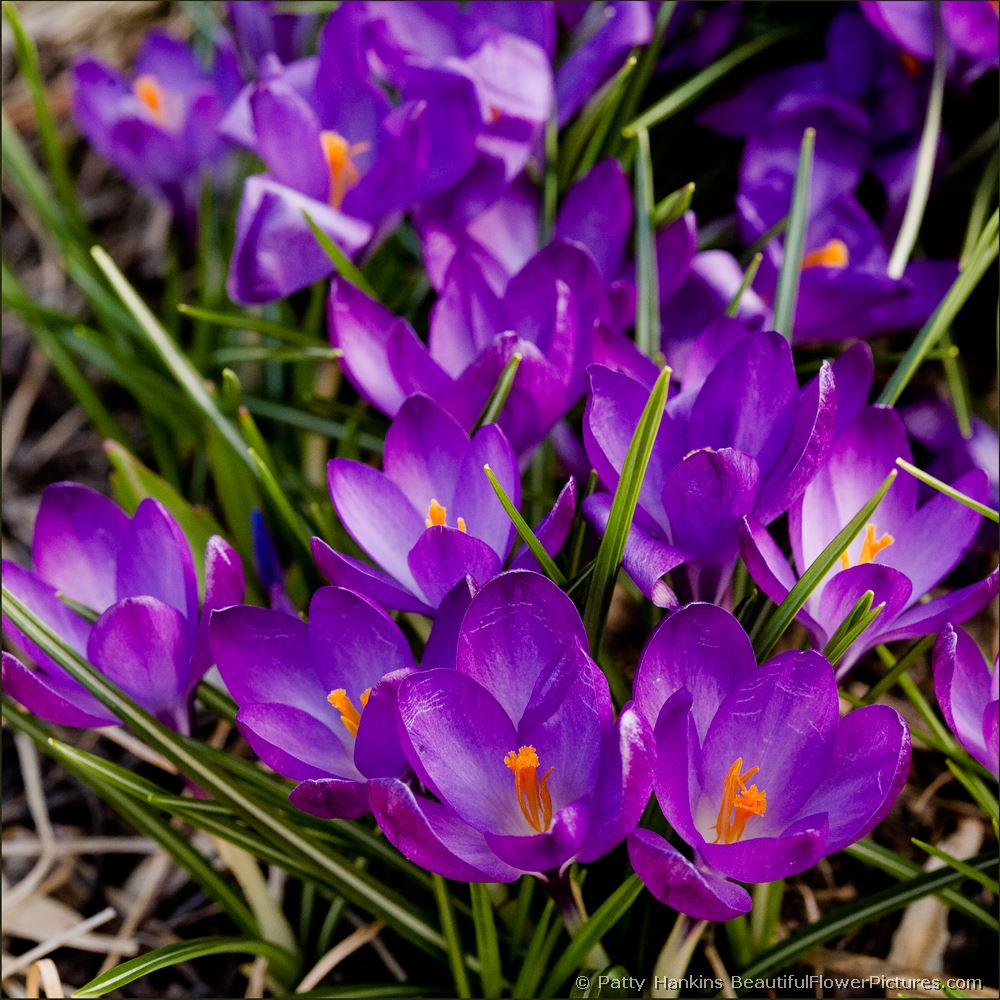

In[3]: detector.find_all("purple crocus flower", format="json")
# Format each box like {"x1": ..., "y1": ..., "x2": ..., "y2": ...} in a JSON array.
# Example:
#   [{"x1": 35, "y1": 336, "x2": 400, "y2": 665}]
[
  {"x1": 369, "y1": 570, "x2": 654, "y2": 881},
  {"x1": 315, "y1": 394, "x2": 575, "y2": 623},
  {"x1": 583, "y1": 328, "x2": 836, "y2": 606},
  {"x1": 227, "y1": 0, "x2": 317, "y2": 73},
  {"x1": 72, "y1": 31, "x2": 242, "y2": 227},
  {"x1": 210, "y1": 586, "x2": 416, "y2": 819},
  {"x1": 741, "y1": 401, "x2": 998, "y2": 674},
  {"x1": 627, "y1": 603, "x2": 911, "y2": 920},
  {"x1": 2, "y1": 483, "x2": 244, "y2": 733},
  {"x1": 933, "y1": 625, "x2": 998, "y2": 778}
]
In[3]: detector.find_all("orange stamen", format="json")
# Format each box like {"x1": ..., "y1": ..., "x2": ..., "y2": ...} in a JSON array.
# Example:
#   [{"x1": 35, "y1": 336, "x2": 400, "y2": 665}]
[
  {"x1": 839, "y1": 522, "x2": 895, "y2": 570},
  {"x1": 504, "y1": 745, "x2": 554, "y2": 833},
  {"x1": 320, "y1": 131, "x2": 369, "y2": 209},
  {"x1": 899, "y1": 51, "x2": 922, "y2": 76},
  {"x1": 425, "y1": 499, "x2": 468, "y2": 533},
  {"x1": 133, "y1": 74, "x2": 166, "y2": 123},
  {"x1": 327, "y1": 687, "x2": 371, "y2": 738},
  {"x1": 801, "y1": 238, "x2": 850, "y2": 270},
  {"x1": 713, "y1": 756, "x2": 767, "y2": 844}
]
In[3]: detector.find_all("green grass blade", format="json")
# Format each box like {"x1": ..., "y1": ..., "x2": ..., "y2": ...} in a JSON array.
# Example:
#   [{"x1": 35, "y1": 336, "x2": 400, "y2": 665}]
[
  {"x1": 878, "y1": 209, "x2": 998, "y2": 406},
  {"x1": 178, "y1": 303, "x2": 319, "y2": 347},
  {"x1": 583, "y1": 367, "x2": 671, "y2": 655},
  {"x1": 652, "y1": 181, "x2": 695, "y2": 228},
  {"x1": 822, "y1": 591, "x2": 885, "y2": 666},
  {"x1": 303, "y1": 209, "x2": 377, "y2": 297},
  {"x1": 541, "y1": 111, "x2": 559, "y2": 244},
  {"x1": 621, "y1": 25, "x2": 801, "y2": 137},
  {"x1": 771, "y1": 127, "x2": 814, "y2": 341},
  {"x1": 725, "y1": 252, "x2": 763, "y2": 317},
  {"x1": 912, "y1": 839, "x2": 1000, "y2": 894},
  {"x1": 736, "y1": 853, "x2": 999, "y2": 986},
  {"x1": 473, "y1": 352, "x2": 522, "y2": 432},
  {"x1": 752, "y1": 470, "x2": 897, "y2": 660},
  {"x1": 539, "y1": 875, "x2": 643, "y2": 997},
  {"x1": 633, "y1": 126, "x2": 660, "y2": 359},
  {"x1": 859, "y1": 636, "x2": 935, "y2": 707},
  {"x1": 74, "y1": 937, "x2": 298, "y2": 997},
  {"x1": 513, "y1": 899, "x2": 558, "y2": 998},
  {"x1": 433, "y1": 876, "x2": 472, "y2": 999},
  {"x1": 896, "y1": 457, "x2": 999, "y2": 522},
  {"x1": 484, "y1": 464, "x2": 565, "y2": 585},
  {"x1": 470, "y1": 883, "x2": 503, "y2": 999}
]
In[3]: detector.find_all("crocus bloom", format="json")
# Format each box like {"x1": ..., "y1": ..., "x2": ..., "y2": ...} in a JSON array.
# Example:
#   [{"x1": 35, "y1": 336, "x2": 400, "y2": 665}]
[
  {"x1": 742, "y1": 402, "x2": 998, "y2": 673},
  {"x1": 73, "y1": 31, "x2": 242, "y2": 227},
  {"x1": 933, "y1": 625, "x2": 999, "y2": 778},
  {"x1": 227, "y1": 0, "x2": 317, "y2": 73},
  {"x1": 369, "y1": 570, "x2": 653, "y2": 881},
  {"x1": 315, "y1": 394, "x2": 575, "y2": 621},
  {"x1": 627, "y1": 603, "x2": 911, "y2": 920},
  {"x1": 2, "y1": 483, "x2": 244, "y2": 733},
  {"x1": 584, "y1": 328, "x2": 836, "y2": 606},
  {"x1": 210, "y1": 586, "x2": 416, "y2": 819}
]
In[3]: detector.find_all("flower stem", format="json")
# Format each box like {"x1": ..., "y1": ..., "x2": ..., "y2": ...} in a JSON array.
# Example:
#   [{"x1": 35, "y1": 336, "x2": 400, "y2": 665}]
[
  {"x1": 651, "y1": 912, "x2": 708, "y2": 998},
  {"x1": 547, "y1": 869, "x2": 611, "y2": 969}
]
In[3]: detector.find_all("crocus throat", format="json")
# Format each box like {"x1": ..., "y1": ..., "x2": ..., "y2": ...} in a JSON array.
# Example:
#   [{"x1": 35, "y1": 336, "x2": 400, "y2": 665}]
[
  {"x1": 133, "y1": 74, "x2": 167, "y2": 124},
  {"x1": 802, "y1": 238, "x2": 849, "y2": 270},
  {"x1": 504, "y1": 745, "x2": 554, "y2": 834},
  {"x1": 425, "y1": 498, "x2": 467, "y2": 533},
  {"x1": 839, "y1": 522, "x2": 894, "y2": 570},
  {"x1": 714, "y1": 757, "x2": 767, "y2": 844},
  {"x1": 327, "y1": 687, "x2": 371, "y2": 738},
  {"x1": 320, "y1": 131, "x2": 369, "y2": 210}
]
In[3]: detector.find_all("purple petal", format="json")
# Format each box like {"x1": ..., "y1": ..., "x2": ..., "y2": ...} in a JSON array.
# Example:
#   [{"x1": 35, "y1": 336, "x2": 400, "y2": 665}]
[
  {"x1": 795, "y1": 705, "x2": 911, "y2": 852},
  {"x1": 815, "y1": 563, "x2": 913, "y2": 649},
  {"x1": 454, "y1": 423, "x2": 520, "y2": 559},
  {"x1": 510, "y1": 477, "x2": 577, "y2": 573},
  {"x1": 831, "y1": 341, "x2": 875, "y2": 435},
  {"x1": 455, "y1": 569, "x2": 588, "y2": 723},
  {"x1": 634, "y1": 603, "x2": 755, "y2": 741},
  {"x1": 32, "y1": 483, "x2": 128, "y2": 613},
  {"x1": 354, "y1": 668, "x2": 414, "y2": 779},
  {"x1": 628, "y1": 830, "x2": 751, "y2": 921},
  {"x1": 290, "y1": 778, "x2": 371, "y2": 820},
  {"x1": 984, "y1": 701, "x2": 999, "y2": 776},
  {"x1": 369, "y1": 778, "x2": 521, "y2": 882},
  {"x1": 406, "y1": 526, "x2": 502, "y2": 608},
  {"x1": 651, "y1": 689, "x2": 704, "y2": 847},
  {"x1": 190, "y1": 536, "x2": 245, "y2": 692},
  {"x1": 422, "y1": 577, "x2": 477, "y2": 670},
  {"x1": 2, "y1": 651, "x2": 116, "y2": 728},
  {"x1": 699, "y1": 815, "x2": 829, "y2": 883},
  {"x1": 942, "y1": 1, "x2": 999, "y2": 63},
  {"x1": 484, "y1": 798, "x2": 591, "y2": 873},
  {"x1": 656, "y1": 212, "x2": 697, "y2": 301}
]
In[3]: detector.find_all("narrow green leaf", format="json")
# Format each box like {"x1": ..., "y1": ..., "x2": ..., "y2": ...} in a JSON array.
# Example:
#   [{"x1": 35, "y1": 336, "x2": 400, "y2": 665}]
[
  {"x1": 896, "y1": 457, "x2": 999, "y2": 522},
  {"x1": 74, "y1": 937, "x2": 298, "y2": 997},
  {"x1": 736, "y1": 853, "x2": 999, "y2": 987},
  {"x1": 433, "y1": 876, "x2": 472, "y2": 999},
  {"x1": 473, "y1": 352, "x2": 522, "y2": 432},
  {"x1": 947, "y1": 760, "x2": 1000, "y2": 824},
  {"x1": 633, "y1": 126, "x2": 660, "y2": 359},
  {"x1": 753, "y1": 470, "x2": 896, "y2": 660},
  {"x1": 484, "y1": 464, "x2": 565, "y2": 585},
  {"x1": 513, "y1": 900, "x2": 559, "y2": 999},
  {"x1": 886, "y1": 4, "x2": 946, "y2": 278},
  {"x1": 539, "y1": 875, "x2": 643, "y2": 997},
  {"x1": 859, "y1": 635, "x2": 935, "y2": 706},
  {"x1": 772, "y1": 127, "x2": 814, "y2": 341},
  {"x1": 211, "y1": 345, "x2": 341, "y2": 365},
  {"x1": 652, "y1": 181, "x2": 695, "y2": 228},
  {"x1": 621, "y1": 25, "x2": 801, "y2": 137},
  {"x1": 912, "y1": 838, "x2": 1000, "y2": 894},
  {"x1": 541, "y1": 111, "x2": 559, "y2": 244},
  {"x1": 822, "y1": 591, "x2": 885, "y2": 666},
  {"x1": 725, "y1": 252, "x2": 763, "y2": 317},
  {"x1": 845, "y1": 838, "x2": 998, "y2": 931},
  {"x1": 470, "y1": 883, "x2": 503, "y2": 999},
  {"x1": 303, "y1": 210, "x2": 377, "y2": 297},
  {"x1": 244, "y1": 395, "x2": 386, "y2": 453},
  {"x1": 247, "y1": 447, "x2": 315, "y2": 555},
  {"x1": 178, "y1": 303, "x2": 319, "y2": 347},
  {"x1": 878, "y1": 209, "x2": 998, "y2": 406},
  {"x1": 583, "y1": 367, "x2": 671, "y2": 655}
]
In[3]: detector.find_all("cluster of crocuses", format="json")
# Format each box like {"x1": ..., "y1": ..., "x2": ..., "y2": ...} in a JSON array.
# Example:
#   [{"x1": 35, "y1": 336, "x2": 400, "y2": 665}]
[{"x1": 5, "y1": 0, "x2": 997, "y2": 925}]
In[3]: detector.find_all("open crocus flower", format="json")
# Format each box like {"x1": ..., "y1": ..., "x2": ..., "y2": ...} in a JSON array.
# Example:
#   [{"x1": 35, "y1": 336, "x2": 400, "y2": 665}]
[
  {"x1": 933, "y1": 625, "x2": 999, "y2": 778},
  {"x1": 369, "y1": 570, "x2": 653, "y2": 881},
  {"x1": 583, "y1": 328, "x2": 836, "y2": 606},
  {"x1": 226, "y1": 0, "x2": 317, "y2": 74},
  {"x1": 315, "y1": 394, "x2": 575, "y2": 627},
  {"x1": 2, "y1": 483, "x2": 244, "y2": 733},
  {"x1": 741, "y1": 403, "x2": 998, "y2": 674},
  {"x1": 627, "y1": 603, "x2": 911, "y2": 920},
  {"x1": 210, "y1": 586, "x2": 416, "y2": 819},
  {"x1": 72, "y1": 31, "x2": 242, "y2": 228}
]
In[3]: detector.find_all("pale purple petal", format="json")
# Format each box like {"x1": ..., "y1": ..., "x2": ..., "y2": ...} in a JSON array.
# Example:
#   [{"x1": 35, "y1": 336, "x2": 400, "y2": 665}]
[
  {"x1": 406, "y1": 526, "x2": 502, "y2": 607},
  {"x1": 2, "y1": 651, "x2": 116, "y2": 729}
]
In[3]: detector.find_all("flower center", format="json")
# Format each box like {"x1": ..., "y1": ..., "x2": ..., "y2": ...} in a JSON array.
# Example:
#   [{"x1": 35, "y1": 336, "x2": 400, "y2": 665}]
[
  {"x1": 320, "y1": 130, "x2": 369, "y2": 210},
  {"x1": 327, "y1": 687, "x2": 371, "y2": 738},
  {"x1": 839, "y1": 522, "x2": 894, "y2": 570},
  {"x1": 425, "y1": 498, "x2": 467, "y2": 533},
  {"x1": 801, "y1": 238, "x2": 849, "y2": 270},
  {"x1": 132, "y1": 74, "x2": 167, "y2": 124},
  {"x1": 504, "y1": 745, "x2": 554, "y2": 834},
  {"x1": 713, "y1": 756, "x2": 767, "y2": 844}
]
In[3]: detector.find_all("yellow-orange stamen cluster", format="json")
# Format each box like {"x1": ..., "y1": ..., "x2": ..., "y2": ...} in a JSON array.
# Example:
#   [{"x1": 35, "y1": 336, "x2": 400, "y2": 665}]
[
  {"x1": 504, "y1": 745, "x2": 554, "y2": 833},
  {"x1": 425, "y1": 498, "x2": 467, "y2": 533},
  {"x1": 839, "y1": 522, "x2": 895, "y2": 570},
  {"x1": 327, "y1": 687, "x2": 371, "y2": 738},
  {"x1": 714, "y1": 757, "x2": 767, "y2": 844},
  {"x1": 133, "y1": 74, "x2": 166, "y2": 123},
  {"x1": 320, "y1": 131, "x2": 369, "y2": 209},
  {"x1": 802, "y1": 238, "x2": 850, "y2": 270}
]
